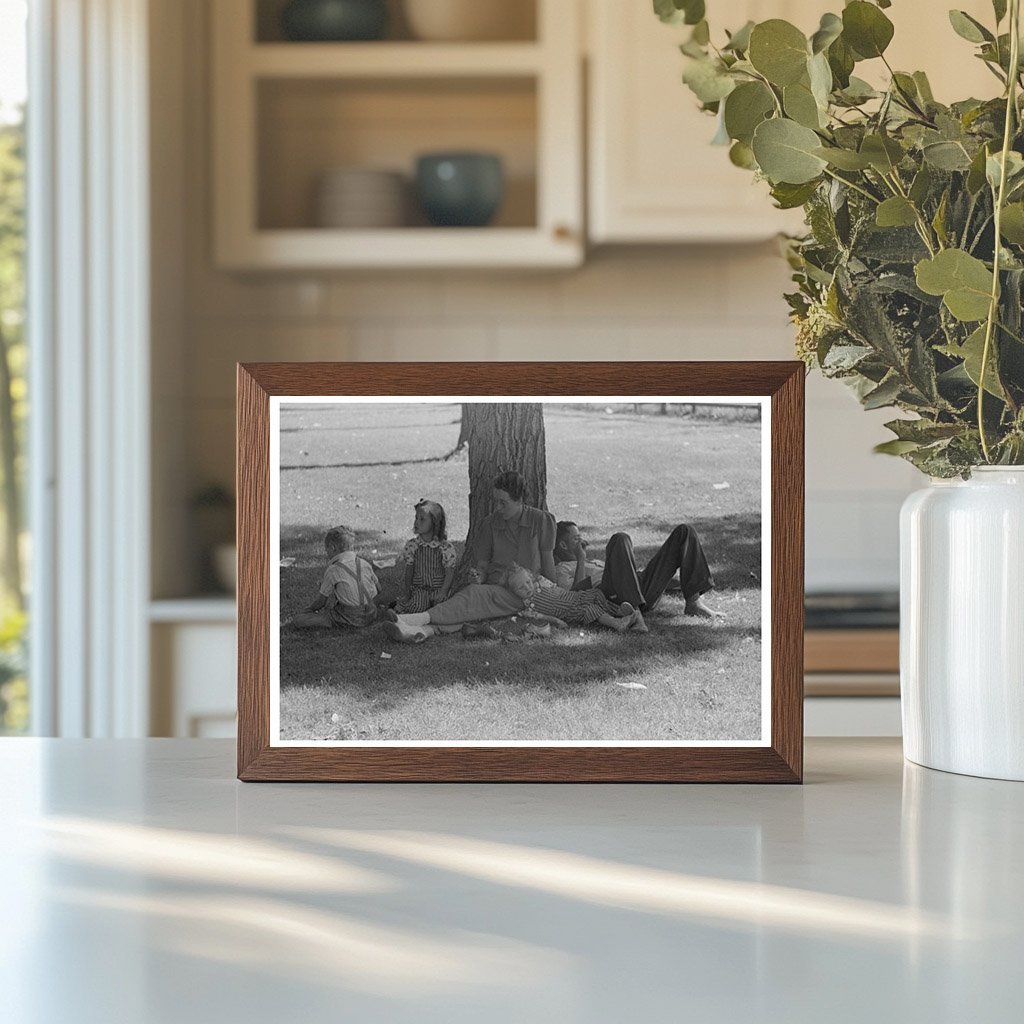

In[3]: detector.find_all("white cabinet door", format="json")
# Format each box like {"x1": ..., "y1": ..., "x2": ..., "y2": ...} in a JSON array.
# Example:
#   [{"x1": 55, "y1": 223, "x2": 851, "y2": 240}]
[
  {"x1": 588, "y1": 0, "x2": 814, "y2": 242},
  {"x1": 588, "y1": 0, "x2": 995, "y2": 244}
]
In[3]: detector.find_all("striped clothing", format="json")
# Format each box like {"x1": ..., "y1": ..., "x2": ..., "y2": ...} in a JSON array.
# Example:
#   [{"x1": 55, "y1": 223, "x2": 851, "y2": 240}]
[
  {"x1": 396, "y1": 537, "x2": 456, "y2": 613},
  {"x1": 524, "y1": 580, "x2": 621, "y2": 626}
]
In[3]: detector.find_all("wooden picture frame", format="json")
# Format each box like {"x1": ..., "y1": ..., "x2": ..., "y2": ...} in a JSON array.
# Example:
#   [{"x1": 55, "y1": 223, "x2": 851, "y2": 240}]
[{"x1": 237, "y1": 362, "x2": 804, "y2": 782}]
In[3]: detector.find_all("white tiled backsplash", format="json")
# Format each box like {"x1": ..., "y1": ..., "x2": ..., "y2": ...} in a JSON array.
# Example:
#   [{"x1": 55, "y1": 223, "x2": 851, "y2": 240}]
[{"x1": 180, "y1": 246, "x2": 917, "y2": 593}]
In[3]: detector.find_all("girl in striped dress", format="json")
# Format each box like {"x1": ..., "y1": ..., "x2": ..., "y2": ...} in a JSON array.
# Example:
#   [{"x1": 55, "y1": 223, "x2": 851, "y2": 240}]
[
  {"x1": 504, "y1": 564, "x2": 648, "y2": 633},
  {"x1": 395, "y1": 500, "x2": 457, "y2": 614}
]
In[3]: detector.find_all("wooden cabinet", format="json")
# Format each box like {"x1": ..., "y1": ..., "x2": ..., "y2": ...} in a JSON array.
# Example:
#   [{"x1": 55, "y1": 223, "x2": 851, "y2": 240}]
[
  {"x1": 211, "y1": 0, "x2": 583, "y2": 268},
  {"x1": 587, "y1": 0, "x2": 809, "y2": 243},
  {"x1": 586, "y1": 0, "x2": 998, "y2": 244}
]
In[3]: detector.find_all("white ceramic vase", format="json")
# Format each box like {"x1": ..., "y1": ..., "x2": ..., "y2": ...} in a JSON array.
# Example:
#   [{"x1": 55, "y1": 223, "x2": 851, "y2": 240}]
[{"x1": 900, "y1": 467, "x2": 1024, "y2": 781}]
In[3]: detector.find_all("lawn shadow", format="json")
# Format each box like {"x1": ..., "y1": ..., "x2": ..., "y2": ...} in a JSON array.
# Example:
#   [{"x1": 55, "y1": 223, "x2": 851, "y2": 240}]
[
  {"x1": 279, "y1": 566, "x2": 760, "y2": 703},
  {"x1": 281, "y1": 524, "x2": 393, "y2": 565},
  {"x1": 625, "y1": 514, "x2": 762, "y2": 591}
]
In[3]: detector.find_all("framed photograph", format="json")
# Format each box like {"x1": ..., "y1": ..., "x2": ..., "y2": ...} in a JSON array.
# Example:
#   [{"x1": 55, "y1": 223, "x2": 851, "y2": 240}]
[{"x1": 237, "y1": 362, "x2": 803, "y2": 782}]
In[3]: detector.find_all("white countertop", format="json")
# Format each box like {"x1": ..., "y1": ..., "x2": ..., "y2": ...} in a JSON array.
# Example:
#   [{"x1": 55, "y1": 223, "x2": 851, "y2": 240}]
[{"x1": 1, "y1": 738, "x2": 1021, "y2": 1023}]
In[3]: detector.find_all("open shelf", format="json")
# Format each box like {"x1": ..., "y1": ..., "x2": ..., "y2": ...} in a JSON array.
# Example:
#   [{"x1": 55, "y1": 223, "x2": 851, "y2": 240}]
[
  {"x1": 254, "y1": 0, "x2": 538, "y2": 44},
  {"x1": 256, "y1": 76, "x2": 537, "y2": 232},
  {"x1": 213, "y1": 0, "x2": 581, "y2": 268},
  {"x1": 249, "y1": 41, "x2": 544, "y2": 77}
]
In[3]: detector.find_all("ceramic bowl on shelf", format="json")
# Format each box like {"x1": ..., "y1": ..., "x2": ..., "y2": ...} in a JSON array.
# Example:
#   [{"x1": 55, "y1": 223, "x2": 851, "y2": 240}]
[
  {"x1": 315, "y1": 167, "x2": 407, "y2": 228},
  {"x1": 403, "y1": 0, "x2": 534, "y2": 42},
  {"x1": 414, "y1": 152, "x2": 504, "y2": 227},
  {"x1": 280, "y1": 0, "x2": 388, "y2": 42}
]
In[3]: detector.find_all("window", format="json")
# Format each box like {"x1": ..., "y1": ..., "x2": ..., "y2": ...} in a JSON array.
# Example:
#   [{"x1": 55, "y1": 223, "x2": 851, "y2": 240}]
[{"x1": 0, "y1": 0, "x2": 28, "y2": 734}]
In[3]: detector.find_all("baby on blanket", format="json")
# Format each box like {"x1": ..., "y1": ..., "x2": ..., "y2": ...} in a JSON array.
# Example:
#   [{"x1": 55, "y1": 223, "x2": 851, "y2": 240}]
[{"x1": 503, "y1": 563, "x2": 648, "y2": 633}]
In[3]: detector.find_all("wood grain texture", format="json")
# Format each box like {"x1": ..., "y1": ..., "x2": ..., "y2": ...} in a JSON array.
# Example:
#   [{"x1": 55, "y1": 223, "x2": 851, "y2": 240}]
[
  {"x1": 804, "y1": 629, "x2": 899, "y2": 674},
  {"x1": 237, "y1": 366, "x2": 270, "y2": 778},
  {"x1": 236, "y1": 361, "x2": 805, "y2": 783}
]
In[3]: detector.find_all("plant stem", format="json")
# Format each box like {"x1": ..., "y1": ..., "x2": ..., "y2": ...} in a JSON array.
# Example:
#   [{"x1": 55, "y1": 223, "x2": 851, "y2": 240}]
[
  {"x1": 979, "y1": 0, "x2": 1021, "y2": 462},
  {"x1": 884, "y1": 170, "x2": 939, "y2": 254},
  {"x1": 822, "y1": 167, "x2": 880, "y2": 205}
]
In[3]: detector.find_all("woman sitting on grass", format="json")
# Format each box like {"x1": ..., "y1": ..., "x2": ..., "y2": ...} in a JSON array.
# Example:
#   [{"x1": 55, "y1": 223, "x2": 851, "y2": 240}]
[
  {"x1": 394, "y1": 499, "x2": 457, "y2": 613},
  {"x1": 288, "y1": 525, "x2": 379, "y2": 629},
  {"x1": 383, "y1": 469, "x2": 555, "y2": 644},
  {"x1": 504, "y1": 563, "x2": 648, "y2": 634}
]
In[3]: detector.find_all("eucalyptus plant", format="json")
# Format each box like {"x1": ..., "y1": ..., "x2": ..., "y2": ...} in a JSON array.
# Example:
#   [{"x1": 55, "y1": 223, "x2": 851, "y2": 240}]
[{"x1": 657, "y1": 0, "x2": 1024, "y2": 476}]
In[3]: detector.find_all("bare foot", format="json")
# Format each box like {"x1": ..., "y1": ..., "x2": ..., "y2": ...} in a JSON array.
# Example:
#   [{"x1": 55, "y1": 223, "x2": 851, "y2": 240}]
[
  {"x1": 685, "y1": 595, "x2": 724, "y2": 620},
  {"x1": 617, "y1": 602, "x2": 635, "y2": 618},
  {"x1": 628, "y1": 610, "x2": 649, "y2": 633}
]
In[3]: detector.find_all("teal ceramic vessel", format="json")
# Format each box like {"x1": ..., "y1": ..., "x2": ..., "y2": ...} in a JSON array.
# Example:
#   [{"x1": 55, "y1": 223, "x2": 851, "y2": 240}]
[
  {"x1": 415, "y1": 152, "x2": 505, "y2": 227},
  {"x1": 281, "y1": 0, "x2": 388, "y2": 41}
]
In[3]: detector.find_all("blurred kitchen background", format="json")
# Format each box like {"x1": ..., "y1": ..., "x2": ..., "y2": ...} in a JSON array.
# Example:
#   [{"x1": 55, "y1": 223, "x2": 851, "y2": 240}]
[{"x1": 2, "y1": 0, "x2": 997, "y2": 738}]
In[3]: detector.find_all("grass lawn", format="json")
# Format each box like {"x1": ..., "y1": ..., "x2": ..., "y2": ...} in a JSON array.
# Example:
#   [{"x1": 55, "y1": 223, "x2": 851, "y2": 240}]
[{"x1": 277, "y1": 402, "x2": 764, "y2": 742}]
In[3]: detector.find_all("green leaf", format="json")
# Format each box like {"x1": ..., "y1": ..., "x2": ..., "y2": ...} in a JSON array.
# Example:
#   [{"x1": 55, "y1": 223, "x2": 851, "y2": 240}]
[
  {"x1": 724, "y1": 20, "x2": 755, "y2": 53},
  {"x1": 932, "y1": 190, "x2": 950, "y2": 247},
  {"x1": 842, "y1": 1, "x2": 895, "y2": 59},
  {"x1": 729, "y1": 140, "x2": 757, "y2": 169},
  {"x1": 807, "y1": 51, "x2": 833, "y2": 109},
  {"x1": 692, "y1": 19, "x2": 710, "y2": 45},
  {"x1": 912, "y1": 71, "x2": 935, "y2": 104},
  {"x1": 770, "y1": 180, "x2": 820, "y2": 209},
  {"x1": 884, "y1": 418, "x2": 963, "y2": 443},
  {"x1": 993, "y1": 0, "x2": 1008, "y2": 24},
  {"x1": 748, "y1": 20, "x2": 809, "y2": 87},
  {"x1": 876, "y1": 197, "x2": 918, "y2": 228},
  {"x1": 922, "y1": 140, "x2": 973, "y2": 171},
  {"x1": 915, "y1": 249, "x2": 994, "y2": 321},
  {"x1": 828, "y1": 39, "x2": 855, "y2": 90},
  {"x1": 862, "y1": 374, "x2": 903, "y2": 409},
  {"x1": 891, "y1": 72, "x2": 922, "y2": 110},
  {"x1": 967, "y1": 144, "x2": 991, "y2": 194},
  {"x1": 723, "y1": 81, "x2": 775, "y2": 144},
  {"x1": 940, "y1": 325, "x2": 1006, "y2": 398},
  {"x1": 1000, "y1": 203, "x2": 1024, "y2": 245},
  {"x1": 874, "y1": 439, "x2": 922, "y2": 455},
  {"x1": 653, "y1": 0, "x2": 705, "y2": 26},
  {"x1": 909, "y1": 164, "x2": 933, "y2": 205},
  {"x1": 837, "y1": 76, "x2": 879, "y2": 104},
  {"x1": 860, "y1": 133, "x2": 904, "y2": 173},
  {"x1": 751, "y1": 118, "x2": 828, "y2": 184},
  {"x1": 784, "y1": 80, "x2": 824, "y2": 129},
  {"x1": 986, "y1": 150, "x2": 1024, "y2": 191},
  {"x1": 810, "y1": 12, "x2": 843, "y2": 54},
  {"x1": 682, "y1": 57, "x2": 736, "y2": 104},
  {"x1": 813, "y1": 146, "x2": 872, "y2": 170},
  {"x1": 948, "y1": 10, "x2": 994, "y2": 44}
]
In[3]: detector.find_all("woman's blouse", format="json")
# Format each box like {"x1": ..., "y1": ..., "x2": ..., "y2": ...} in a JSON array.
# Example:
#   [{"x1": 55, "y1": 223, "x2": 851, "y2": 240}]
[{"x1": 475, "y1": 506, "x2": 555, "y2": 579}]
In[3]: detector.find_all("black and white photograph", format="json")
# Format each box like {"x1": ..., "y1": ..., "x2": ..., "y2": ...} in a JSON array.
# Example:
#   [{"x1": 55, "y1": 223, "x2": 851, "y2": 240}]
[{"x1": 269, "y1": 396, "x2": 770, "y2": 746}]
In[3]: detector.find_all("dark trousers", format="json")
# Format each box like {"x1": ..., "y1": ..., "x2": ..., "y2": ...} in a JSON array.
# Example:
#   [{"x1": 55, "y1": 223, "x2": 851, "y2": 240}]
[{"x1": 599, "y1": 525, "x2": 713, "y2": 611}]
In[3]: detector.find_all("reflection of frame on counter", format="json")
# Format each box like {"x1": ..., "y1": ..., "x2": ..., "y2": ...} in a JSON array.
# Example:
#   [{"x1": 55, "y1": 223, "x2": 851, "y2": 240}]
[{"x1": 236, "y1": 361, "x2": 805, "y2": 783}]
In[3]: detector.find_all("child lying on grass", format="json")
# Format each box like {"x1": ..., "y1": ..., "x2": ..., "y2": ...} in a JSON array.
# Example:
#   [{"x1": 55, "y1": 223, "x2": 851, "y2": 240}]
[
  {"x1": 504, "y1": 563, "x2": 648, "y2": 633},
  {"x1": 286, "y1": 525, "x2": 380, "y2": 629}
]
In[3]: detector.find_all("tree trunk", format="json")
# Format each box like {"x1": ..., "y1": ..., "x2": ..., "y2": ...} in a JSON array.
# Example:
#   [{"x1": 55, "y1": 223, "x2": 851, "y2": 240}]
[
  {"x1": 0, "y1": 324, "x2": 22, "y2": 608},
  {"x1": 455, "y1": 403, "x2": 471, "y2": 451},
  {"x1": 460, "y1": 403, "x2": 547, "y2": 572}
]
